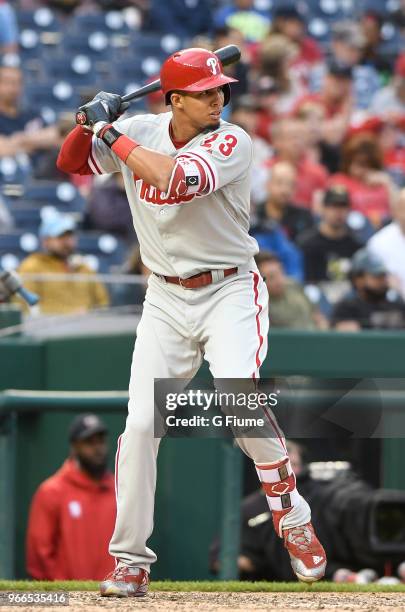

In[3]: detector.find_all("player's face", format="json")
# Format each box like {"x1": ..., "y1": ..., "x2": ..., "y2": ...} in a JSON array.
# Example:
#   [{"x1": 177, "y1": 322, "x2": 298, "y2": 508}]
[{"x1": 180, "y1": 87, "x2": 225, "y2": 130}]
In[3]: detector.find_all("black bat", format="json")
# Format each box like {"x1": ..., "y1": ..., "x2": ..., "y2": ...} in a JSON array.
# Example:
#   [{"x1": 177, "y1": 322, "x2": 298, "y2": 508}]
[{"x1": 76, "y1": 44, "x2": 241, "y2": 126}]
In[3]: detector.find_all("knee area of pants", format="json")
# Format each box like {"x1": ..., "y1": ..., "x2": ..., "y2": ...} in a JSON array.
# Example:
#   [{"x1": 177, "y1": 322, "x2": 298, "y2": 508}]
[{"x1": 126, "y1": 416, "x2": 155, "y2": 437}]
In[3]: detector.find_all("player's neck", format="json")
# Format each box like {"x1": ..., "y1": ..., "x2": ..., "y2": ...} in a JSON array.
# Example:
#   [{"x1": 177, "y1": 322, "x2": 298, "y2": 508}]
[{"x1": 169, "y1": 118, "x2": 199, "y2": 147}]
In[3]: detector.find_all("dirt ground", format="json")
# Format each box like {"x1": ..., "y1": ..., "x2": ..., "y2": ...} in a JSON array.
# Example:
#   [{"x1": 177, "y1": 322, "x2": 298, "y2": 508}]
[{"x1": 2, "y1": 591, "x2": 405, "y2": 612}]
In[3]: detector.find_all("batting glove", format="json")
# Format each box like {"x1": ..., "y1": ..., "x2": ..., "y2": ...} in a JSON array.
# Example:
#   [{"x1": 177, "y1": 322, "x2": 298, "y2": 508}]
[{"x1": 75, "y1": 91, "x2": 130, "y2": 129}]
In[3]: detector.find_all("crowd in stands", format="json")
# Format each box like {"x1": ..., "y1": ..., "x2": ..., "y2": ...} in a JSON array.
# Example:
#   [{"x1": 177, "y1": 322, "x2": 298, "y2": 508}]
[{"x1": 0, "y1": 0, "x2": 405, "y2": 329}]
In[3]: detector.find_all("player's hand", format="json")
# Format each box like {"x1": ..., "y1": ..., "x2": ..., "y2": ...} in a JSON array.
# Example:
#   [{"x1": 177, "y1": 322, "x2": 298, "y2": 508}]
[
  {"x1": 94, "y1": 92, "x2": 130, "y2": 120},
  {"x1": 75, "y1": 92, "x2": 130, "y2": 129}
]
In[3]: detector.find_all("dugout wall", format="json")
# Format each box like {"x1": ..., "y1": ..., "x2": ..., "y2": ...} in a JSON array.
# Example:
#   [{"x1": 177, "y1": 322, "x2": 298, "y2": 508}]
[{"x1": 0, "y1": 330, "x2": 404, "y2": 580}]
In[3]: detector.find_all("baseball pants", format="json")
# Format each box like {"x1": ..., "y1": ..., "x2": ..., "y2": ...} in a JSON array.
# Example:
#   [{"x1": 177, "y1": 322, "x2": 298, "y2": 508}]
[{"x1": 109, "y1": 259, "x2": 310, "y2": 571}]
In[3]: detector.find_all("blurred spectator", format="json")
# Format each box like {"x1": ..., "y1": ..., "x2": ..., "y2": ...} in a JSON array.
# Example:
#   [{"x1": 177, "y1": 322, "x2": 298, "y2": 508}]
[
  {"x1": 270, "y1": 6, "x2": 323, "y2": 82},
  {"x1": 0, "y1": 55, "x2": 58, "y2": 166},
  {"x1": 329, "y1": 134, "x2": 396, "y2": 227},
  {"x1": 297, "y1": 186, "x2": 362, "y2": 282},
  {"x1": 84, "y1": 173, "x2": 135, "y2": 245},
  {"x1": 0, "y1": 1, "x2": 18, "y2": 54},
  {"x1": 110, "y1": 244, "x2": 150, "y2": 307},
  {"x1": 34, "y1": 113, "x2": 76, "y2": 181},
  {"x1": 146, "y1": 87, "x2": 166, "y2": 116},
  {"x1": 213, "y1": 27, "x2": 249, "y2": 102},
  {"x1": 390, "y1": 0, "x2": 405, "y2": 32},
  {"x1": 326, "y1": 21, "x2": 381, "y2": 111},
  {"x1": 17, "y1": 213, "x2": 109, "y2": 315},
  {"x1": 270, "y1": 118, "x2": 329, "y2": 209},
  {"x1": 26, "y1": 414, "x2": 116, "y2": 580},
  {"x1": 230, "y1": 98, "x2": 271, "y2": 206},
  {"x1": 254, "y1": 161, "x2": 314, "y2": 242},
  {"x1": 257, "y1": 35, "x2": 304, "y2": 115},
  {"x1": 148, "y1": 0, "x2": 212, "y2": 38},
  {"x1": 367, "y1": 188, "x2": 405, "y2": 299},
  {"x1": 295, "y1": 61, "x2": 353, "y2": 150},
  {"x1": 370, "y1": 53, "x2": 405, "y2": 118},
  {"x1": 213, "y1": 0, "x2": 270, "y2": 43},
  {"x1": 332, "y1": 250, "x2": 405, "y2": 331},
  {"x1": 252, "y1": 216, "x2": 303, "y2": 283},
  {"x1": 256, "y1": 251, "x2": 327, "y2": 330},
  {"x1": 359, "y1": 11, "x2": 393, "y2": 75},
  {"x1": 253, "y1": 75, "x2": 281, "y2": 144}
]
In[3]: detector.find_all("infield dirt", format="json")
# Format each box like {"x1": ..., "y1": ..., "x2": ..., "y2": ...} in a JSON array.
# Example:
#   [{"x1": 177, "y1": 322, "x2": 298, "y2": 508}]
[{"x1": 2, "y1": 591, "x2": 405, "y2": 612}]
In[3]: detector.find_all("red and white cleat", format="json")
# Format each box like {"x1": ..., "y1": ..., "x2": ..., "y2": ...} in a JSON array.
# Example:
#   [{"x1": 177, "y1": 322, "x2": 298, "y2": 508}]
[
  {"x1": 283, "y1": 522, "x2": 327, "y2": 583},
  {"x1": 100, "y1": 566, "x2": 149, "y2": 597}
]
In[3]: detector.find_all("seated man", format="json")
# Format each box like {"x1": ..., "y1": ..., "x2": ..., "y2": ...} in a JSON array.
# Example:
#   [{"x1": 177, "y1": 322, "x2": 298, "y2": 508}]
[
  {"x1": 332, "y1": 250, "x2": 405, "y2": 331},
  {"x1": 256, "y1": 251, "x2": 327, "y2": 330},
  {"x1": 0, "y1": 56, "x2": 58, "y2": 168},
  {"x1": 297, "y1": 186, "x2": 362, "y2": 282},
  {"x1": 26, "y1": 414, "x2": 116, "y2": 580},
  {"x1": 17, "y1": 213, "x2": 109, "y2": 315},
  {"x1": 254, "y1": 161, "x2": 315, "y2": 242}
]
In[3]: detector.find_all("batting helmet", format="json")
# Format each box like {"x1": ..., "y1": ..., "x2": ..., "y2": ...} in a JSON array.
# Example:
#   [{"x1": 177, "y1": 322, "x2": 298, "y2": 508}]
[{"x1": 160, "y1": 48, "x2": 238, "y2": 107}]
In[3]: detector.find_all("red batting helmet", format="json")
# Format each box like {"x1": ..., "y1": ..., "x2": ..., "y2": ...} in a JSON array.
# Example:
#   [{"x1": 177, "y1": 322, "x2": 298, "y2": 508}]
[{"x1": 160, "y1": 47, "x2": 238, "y2": 107}]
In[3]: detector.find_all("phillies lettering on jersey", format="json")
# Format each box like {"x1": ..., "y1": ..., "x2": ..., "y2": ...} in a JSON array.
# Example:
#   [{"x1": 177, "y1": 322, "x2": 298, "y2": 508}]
[{"x1": 89, "y1": 111, "x2": 258, "y2": 278}]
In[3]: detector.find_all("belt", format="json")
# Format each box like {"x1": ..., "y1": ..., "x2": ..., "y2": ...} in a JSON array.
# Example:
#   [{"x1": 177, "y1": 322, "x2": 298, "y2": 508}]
[{"x1": 157, "y1": 267, "x2": 238, "y2": 289}]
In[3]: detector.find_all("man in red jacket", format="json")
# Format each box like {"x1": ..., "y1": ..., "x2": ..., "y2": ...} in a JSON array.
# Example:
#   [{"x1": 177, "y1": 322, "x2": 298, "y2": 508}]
[{"x1": 26, "y1": 414, "x2": 116, "y2": 580}]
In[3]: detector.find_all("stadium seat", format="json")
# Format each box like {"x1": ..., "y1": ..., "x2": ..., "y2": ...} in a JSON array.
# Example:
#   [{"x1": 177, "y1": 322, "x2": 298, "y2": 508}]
[
  {"x1": 60, "y1": 32, "x2": 112, "y2": 61},
  {"x1": 304, "y1": 283, "x2": 333, "y2": 318},
  {"x1": 8, "y1": 182, "x2": 86, "y2": 214},
  {"x1": 0, "y1": 231, "x2": 40, "y2": 270},
  {"x1": 24, "y1": 82, "x2": 81, "y2": 116},
  {"x1": 16, "y1": 8, "x2": 62, "y2": 32},
  {"x1": 71, "y1": 11, "x2": 131, "y2": 35},
  {"x1": 77, "y1": 232, "x2": 126, "y2": 272},
  {"x1": 42, "y1": 56, "x2": 97, "y2": 87}
]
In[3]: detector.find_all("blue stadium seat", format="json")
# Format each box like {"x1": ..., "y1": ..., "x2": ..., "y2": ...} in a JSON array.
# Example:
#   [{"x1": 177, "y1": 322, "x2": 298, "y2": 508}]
[
  {"x1": 346, "y1": 211, "x2": 376, "y2": 243},
  {"x1": 24, "y1": 82, "x2": 81, "y2": 115},
  {"x1": 0, "y1": 231, "x2": 40, "y2": 269},
  {"x1": 304, "y1": 283, "x2": 333, "y2": 318},
  {"x1": 42, "y1": 56, "x2": 97, "y2": 86},
  {"x1": 60, "y1": 32, "x2": 112, "y2": 60},
  {"x1": 8, "y1": 182, "x2": 86, "y2": 214},
  {"x1": 0, "y1": 157, "x2": 32, "y2": 186},
  {"x1": 77, "y1": 232, "x2": 126, "y2": 272},
  {"x1": 17, "y1": 8, "x2": 62, "y2": 32},
  {"x1": 71, "y1": 11, "x2": 131, "y2": 35}
]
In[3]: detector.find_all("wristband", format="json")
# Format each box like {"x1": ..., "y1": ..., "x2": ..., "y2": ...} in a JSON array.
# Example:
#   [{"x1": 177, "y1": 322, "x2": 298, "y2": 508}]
[{"x1": 98, "y1": 124, "x2": 140, "y2": 162}]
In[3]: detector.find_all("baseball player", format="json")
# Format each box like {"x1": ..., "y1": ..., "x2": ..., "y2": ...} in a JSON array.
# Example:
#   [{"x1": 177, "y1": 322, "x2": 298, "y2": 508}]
[{"x1": 57, "y1": 48, "x2": 326, "y2": 597}]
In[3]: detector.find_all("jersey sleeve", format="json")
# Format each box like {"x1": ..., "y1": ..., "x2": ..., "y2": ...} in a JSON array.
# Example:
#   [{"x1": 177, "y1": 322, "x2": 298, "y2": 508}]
[
  {"x1": 88, "y1": 115, "x2": 143, "y2": 175},
  {"x1": 165, "y1": 127, "x2": 253, "y2": 199}
]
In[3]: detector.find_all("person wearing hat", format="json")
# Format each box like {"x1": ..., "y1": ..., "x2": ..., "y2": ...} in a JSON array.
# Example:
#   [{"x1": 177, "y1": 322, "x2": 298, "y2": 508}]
[
  {"x1": 331, "y1": 248, "x2": 405, "y2": 331},
  {"x1": 26, "y1": 414, "x2": 116, "y2": 580},
  {"x1": 297, "y1": 185, "x2": 362, "y2": 282},
  {"x1": 16, "y1": 212, "x2": 109, "y2": 315}
]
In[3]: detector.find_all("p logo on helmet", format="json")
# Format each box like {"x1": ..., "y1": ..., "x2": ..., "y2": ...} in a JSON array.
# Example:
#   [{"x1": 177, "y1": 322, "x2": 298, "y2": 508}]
[{"x1": 160, "y1": 47, "x2": 238, "y2": 107}]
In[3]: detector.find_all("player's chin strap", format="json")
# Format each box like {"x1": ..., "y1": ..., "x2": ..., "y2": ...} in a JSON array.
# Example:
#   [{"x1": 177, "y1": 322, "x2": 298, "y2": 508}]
[
  {"x1": 255, "y1": 456, "x2": 300, "y2": 537},
  {"x1": 91, "y1": 121, "x2": 140, "y2": 163}
]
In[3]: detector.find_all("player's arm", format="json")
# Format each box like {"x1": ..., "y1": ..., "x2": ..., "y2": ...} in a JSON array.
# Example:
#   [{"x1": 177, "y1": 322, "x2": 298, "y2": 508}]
[
  {"x1": 88, "y1": 122, "x2": 251, "y2": 198},
  {"x1": 57, "y1": 92, "x2": 175, "y2": 187}
]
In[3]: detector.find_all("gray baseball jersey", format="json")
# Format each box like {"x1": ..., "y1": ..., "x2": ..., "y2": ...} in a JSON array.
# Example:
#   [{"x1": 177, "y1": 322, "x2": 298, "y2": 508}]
[{"x1": 89, "y1": 111, "x2": 259, "y2": 277}]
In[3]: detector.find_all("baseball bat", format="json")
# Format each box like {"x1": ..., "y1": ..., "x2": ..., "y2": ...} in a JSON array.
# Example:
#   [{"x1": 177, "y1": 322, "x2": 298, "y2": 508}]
[
  {"x1": 121, "y1": 44, "x2": 241, "y2": 103},
  {"x1": 76, "y1": 45, "x2": 241, "y2": 126}
]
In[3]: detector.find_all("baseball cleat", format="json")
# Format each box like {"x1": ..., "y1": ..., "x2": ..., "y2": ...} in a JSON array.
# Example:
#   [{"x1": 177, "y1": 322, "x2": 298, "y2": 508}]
[
  {"x1": 100, "y1": 565, "x2": 149, "y2": 597},
  {"x1": 283, "y1": 522, "x2": 326, "y2": 583}
]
